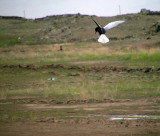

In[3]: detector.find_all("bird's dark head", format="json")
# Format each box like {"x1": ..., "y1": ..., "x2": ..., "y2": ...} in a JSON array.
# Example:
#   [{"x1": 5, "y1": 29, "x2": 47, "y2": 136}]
[{"x1": 95, "y1": 27, "x2": 102, "y2": 35}]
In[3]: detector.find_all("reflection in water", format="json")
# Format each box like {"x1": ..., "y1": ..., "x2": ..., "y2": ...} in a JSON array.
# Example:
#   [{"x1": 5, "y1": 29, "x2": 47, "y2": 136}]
[
  {"x1": 67, "y1": 114, "x2": 160, "y2": 120},
  {"x1": 110, "y1": 115, "x2": 160, "y2": 120}
]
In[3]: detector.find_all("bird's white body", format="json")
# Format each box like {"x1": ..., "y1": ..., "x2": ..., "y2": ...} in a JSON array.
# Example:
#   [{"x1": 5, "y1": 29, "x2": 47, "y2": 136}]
[{"x1": 98, "y1": 34, "x2": 109, "y2": 43}]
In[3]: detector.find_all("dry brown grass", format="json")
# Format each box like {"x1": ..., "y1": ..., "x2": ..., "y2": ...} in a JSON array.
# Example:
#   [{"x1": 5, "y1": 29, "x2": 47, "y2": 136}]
[{"x1": 0, "y1": 36, "x2": 160, "y2": 67}]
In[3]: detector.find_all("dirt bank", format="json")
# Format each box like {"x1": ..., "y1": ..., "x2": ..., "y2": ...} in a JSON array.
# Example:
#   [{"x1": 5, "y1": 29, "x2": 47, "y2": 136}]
[{"x1": 1, "y1": 64, "x2": 160, "y2": 73}]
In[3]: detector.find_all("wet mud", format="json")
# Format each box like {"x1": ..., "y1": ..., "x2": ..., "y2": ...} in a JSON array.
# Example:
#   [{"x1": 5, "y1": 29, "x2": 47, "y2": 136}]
[{"x1": 0, "y1": 97, "x2": 160, "y2": 136}]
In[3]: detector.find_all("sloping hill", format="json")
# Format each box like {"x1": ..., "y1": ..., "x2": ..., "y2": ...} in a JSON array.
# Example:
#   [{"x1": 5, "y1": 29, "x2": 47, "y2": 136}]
[{"x1": 0, "y1": 11, "x2": 160, "y2": 47}]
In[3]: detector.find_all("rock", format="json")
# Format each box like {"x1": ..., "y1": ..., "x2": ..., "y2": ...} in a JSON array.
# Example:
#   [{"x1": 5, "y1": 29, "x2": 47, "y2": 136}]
[
  {"x1": 155, "y1": 22, "x2": 160, "y2": 32},
  {"x1": 140, "y1": 9, "x2": 151, "y2": 15},
  {"x1": 149, "y1": 21, "x2": 160, "y2": 34},
  {"x1": 147, "y1": 37, "x2": 151, "y2": 40}
]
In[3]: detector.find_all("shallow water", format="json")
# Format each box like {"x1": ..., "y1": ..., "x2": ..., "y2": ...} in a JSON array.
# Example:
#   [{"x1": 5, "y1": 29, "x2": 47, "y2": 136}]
[
  {"x1": 67, "y1": 114, "x2": 160, "y2": 120},
  {"x1": 110, "y1": 115, "x2": 160, "y2": 120}
]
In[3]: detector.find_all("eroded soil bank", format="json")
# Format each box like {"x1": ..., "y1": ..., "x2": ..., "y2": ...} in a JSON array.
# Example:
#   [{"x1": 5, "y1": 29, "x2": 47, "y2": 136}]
[{"x1": 1, "y1": 64, "x2": 160, "y2": 73}]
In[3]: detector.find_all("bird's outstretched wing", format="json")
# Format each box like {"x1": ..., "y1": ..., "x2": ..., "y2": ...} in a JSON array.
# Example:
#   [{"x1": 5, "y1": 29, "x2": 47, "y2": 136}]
[
  {"x1": 104, "y1": 20, "x2": 125, "y2": 32},
  {"x1": 98, "y1": 34, "x2": 109, "y2": 44},
  {"x1": 91, "y1": 18, "x2": 101, "y2": 28}
]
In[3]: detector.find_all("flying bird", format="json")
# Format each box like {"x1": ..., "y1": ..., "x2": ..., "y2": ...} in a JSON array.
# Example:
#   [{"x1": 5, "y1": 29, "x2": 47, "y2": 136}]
[{"x1": 92, "y1": 18, "x2": 125, "y2": 44}]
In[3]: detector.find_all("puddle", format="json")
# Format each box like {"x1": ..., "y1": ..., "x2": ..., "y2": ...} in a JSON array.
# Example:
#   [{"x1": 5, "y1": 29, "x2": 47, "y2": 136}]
[
  {"x1": 110, "y1": 115, "x2": 160, "y2": 120},
  {"x1": 66, "y1": 114, "x2": 160, "y2": 120},
  {"x1": 25, "y1": 104, "x2": 160, "y2": 120}
]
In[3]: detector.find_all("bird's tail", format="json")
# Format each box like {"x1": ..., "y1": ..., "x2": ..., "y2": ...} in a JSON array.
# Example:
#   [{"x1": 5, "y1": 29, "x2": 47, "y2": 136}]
[{"x1": 98, "y1": 34, "x2": 109, "y2": 44}]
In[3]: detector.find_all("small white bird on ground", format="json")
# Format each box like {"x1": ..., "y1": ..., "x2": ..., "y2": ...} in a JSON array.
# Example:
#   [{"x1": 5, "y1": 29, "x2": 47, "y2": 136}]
[
  {"x1": 92, "y1": 18, "x2": 125, "y2": 44},
  {"x1": 47, "y1": 77, "x2": 56, "y2": 81}
]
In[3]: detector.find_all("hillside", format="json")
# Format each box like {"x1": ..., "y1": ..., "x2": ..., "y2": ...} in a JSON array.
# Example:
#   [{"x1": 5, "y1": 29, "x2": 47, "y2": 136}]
[{"x1": 0, "y1": 11, "x2": 160, "y2": 47}]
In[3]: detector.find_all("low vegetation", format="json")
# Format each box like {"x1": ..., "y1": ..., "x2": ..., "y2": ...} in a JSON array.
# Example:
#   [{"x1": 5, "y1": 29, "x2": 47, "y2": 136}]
[{"x1": 0, "y1": 39, "x2": 160, "y2": 101}]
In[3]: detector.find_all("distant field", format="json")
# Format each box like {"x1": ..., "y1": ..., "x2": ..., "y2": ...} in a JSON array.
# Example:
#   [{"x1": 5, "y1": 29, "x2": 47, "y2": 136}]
[{"x1": 0, "y1": 13, "x2": 160, "y2": 46}]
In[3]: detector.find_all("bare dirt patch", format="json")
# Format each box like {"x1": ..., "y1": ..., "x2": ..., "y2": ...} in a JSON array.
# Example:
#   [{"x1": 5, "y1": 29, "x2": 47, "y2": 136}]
[
  {"x1": 0, "y1": 118, "x2": 159, "y2": 136},
  {"x1": 24, "y1": 98, "x2": 153, "y2": 109},
  {"x1": 0, "y1": 97, "x2": 160, "y2": 136}
]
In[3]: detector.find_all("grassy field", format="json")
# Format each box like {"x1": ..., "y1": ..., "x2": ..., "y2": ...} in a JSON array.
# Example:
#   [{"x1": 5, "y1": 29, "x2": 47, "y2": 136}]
[
  {"x1": 0, "y1": 13, "x2": 160, "y2": 136},
  {"x1": 1, "y1": 67, "x2": 160, "y2": 100},
  {"x1": 0, "y1": 36, "x2": 160, "y2": 101}
]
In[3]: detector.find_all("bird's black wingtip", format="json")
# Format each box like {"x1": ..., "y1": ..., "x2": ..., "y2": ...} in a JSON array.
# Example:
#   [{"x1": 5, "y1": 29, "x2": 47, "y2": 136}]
[{"x1": 91, "y1": 17, "x2": 95, "y2": 22}]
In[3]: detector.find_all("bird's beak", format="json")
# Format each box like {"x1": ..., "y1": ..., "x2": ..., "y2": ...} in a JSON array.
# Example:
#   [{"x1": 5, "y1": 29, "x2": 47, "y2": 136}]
[{"x1": 95, "y1": 30, "x2": 97, "y2": 34}]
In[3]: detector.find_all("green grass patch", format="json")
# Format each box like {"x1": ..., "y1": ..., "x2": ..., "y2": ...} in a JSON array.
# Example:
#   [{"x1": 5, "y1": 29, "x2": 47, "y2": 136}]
[
  {"x1": 0, "y1": 68, "x2": 160, "y2": 100},
  {"x1": 0, "y1": 35, "x2": 19, "y2": 47},
  {"x1": 81, "y1": 54, "x2": 107, "y2": 61},
  {"x1": 131, "y1": 53, "x2": 160, "y2": 61}
]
